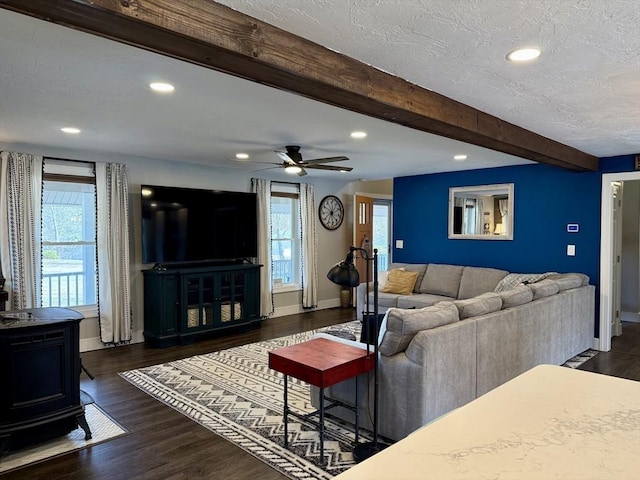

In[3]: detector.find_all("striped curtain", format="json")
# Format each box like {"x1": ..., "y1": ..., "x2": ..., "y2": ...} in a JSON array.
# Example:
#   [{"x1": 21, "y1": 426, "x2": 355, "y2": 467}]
[
  {"x1": 251, "y1": 178, "x2": 274, "y2": 317},
  {"x1": 0, "y1": 151, "x2": 43, "y2": 310},
  {"x1": 95, "y1": 163, "x2": 131, "y2": 344},
  {"x1": 299, "y1": 182, "x2": 318, "y2": 308}
]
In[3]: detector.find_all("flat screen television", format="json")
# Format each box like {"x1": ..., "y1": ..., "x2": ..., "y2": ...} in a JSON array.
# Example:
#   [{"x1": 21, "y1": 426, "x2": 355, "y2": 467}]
[{"x1": 141, "y1": 185, "x2": 258, "y2": 265}]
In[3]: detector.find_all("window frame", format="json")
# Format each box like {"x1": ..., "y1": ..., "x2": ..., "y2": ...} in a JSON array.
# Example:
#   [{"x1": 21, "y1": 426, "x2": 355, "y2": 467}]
[
  {"x1": 41, "y1": 162, "x2": 98, "y2": 316},
  {"x1": 270, "y1": 186, "x2": 302, "y2": 292}
]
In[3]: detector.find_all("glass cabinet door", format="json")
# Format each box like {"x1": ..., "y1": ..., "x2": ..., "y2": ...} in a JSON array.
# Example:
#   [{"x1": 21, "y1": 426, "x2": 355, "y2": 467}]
[
  {"x1": 220, "y1": 273, "x2": 244, "y2": 324},
  {"x1": 183, "y1": 274, "x2": 215, "y2": 330}
]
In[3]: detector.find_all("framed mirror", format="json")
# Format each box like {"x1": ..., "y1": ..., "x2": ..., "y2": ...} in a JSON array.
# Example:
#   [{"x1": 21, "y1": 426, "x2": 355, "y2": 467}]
[{"x1": 448, "y1": 183, "x2": 514, "y2": 240}]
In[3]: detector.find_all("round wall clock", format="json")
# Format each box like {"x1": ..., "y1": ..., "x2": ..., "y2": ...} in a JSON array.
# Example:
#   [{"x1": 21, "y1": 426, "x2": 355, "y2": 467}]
[{"x1": 318, "y1": 195, "x2": 345, "y2": 230}]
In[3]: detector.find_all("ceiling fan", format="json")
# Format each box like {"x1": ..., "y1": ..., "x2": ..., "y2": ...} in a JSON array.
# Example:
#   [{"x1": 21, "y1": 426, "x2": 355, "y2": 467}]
[{"x1": 236, "y1": 145, "x2": 352, "y2": 176}]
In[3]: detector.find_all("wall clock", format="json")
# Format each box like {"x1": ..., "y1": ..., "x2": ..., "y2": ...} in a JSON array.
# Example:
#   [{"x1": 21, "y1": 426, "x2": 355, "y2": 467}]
[{"x1": 318, "y1": 195, "x2": 345, "y2": 230}]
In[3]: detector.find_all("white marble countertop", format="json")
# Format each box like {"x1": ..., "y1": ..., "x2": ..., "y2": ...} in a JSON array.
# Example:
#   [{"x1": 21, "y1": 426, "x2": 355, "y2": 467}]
[{"x1": 334, "y1": 364, "x2": 640, "y2": 479}]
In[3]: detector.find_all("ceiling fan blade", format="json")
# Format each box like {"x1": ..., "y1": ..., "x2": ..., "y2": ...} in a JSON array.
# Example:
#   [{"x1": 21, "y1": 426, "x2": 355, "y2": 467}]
[
  {"x1": 275, "y1": 150, "x2": 297, "y2": 165},
  {"x1": 245, "y1": 165, "x2": 280, "y2": 173},
  {"x1": 300, "y1": 156, "x2": 349, "y2": 165},
  {"x1": 304, "y1": 164, "x2": 353, "y2": 172}
]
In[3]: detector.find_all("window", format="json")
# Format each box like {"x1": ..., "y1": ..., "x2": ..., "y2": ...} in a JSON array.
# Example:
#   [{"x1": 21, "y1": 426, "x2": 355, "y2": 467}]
[
  {"x1": 270, "y1": 185, "x2": 301, "y2": 290},
  {"x1": 373, "y1": 200, "x2": 391, "y2": 272},
  {"x1": 41, "y1": 161, "x2": 97, "y2": 309}
]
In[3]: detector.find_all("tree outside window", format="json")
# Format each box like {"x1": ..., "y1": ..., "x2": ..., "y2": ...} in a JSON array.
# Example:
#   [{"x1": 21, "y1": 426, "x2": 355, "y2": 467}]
[{"x1": 41, "y1": 180, "x2": 97, "y2": 307}]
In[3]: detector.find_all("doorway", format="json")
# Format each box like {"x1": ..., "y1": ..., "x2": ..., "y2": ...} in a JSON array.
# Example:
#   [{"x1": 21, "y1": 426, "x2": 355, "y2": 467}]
[{"x1": 599, "y1": 171, "x2": 640, "y2": 351}]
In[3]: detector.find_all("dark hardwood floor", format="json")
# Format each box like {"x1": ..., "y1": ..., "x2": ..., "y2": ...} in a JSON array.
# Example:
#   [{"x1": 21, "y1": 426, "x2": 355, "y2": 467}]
[
  {"x1": 578, "y1": 321, "x2": 640, "y2": 381},
  {"x1": 2, "y1": 308, "x2": 354, "y2": 480},
  {"x1": 4, "y1": 311, "x2": 638, "y2": 479}
]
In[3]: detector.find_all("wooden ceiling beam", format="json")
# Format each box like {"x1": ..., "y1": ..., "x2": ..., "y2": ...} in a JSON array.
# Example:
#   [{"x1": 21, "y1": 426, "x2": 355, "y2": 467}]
[{"x1": 0, "y1": 0, "x2": 598, "y2": 171}]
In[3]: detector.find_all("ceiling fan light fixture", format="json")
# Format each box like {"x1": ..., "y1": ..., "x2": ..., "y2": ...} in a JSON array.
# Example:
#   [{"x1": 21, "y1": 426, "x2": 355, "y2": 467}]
[
  {"x1": 506, "y1": 47, "x2": 541, "y2": 63},
  {"x1": 285, "y1": 165, "x2": 302, "y2": 174},
  {"x1": 149, "y1": 82, "x2": 175, "y2": 93},
  {"x1": 350, "y1": 131, "x2": 367, "y2": 139}
]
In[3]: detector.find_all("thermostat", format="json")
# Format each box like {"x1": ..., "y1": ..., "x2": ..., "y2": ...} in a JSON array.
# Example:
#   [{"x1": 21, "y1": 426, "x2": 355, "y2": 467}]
[{"x1": 567, "y1": 224, "x2": 579, "y2": 233}]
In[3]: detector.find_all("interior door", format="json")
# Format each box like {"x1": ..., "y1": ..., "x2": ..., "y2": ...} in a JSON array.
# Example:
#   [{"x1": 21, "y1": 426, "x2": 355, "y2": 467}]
[
  {"x1": 354, "y1": 194, "x2": 373, "y2": 284},
  {"x1": 611, "y1": 182, "x2": 623, "y2": 337}
]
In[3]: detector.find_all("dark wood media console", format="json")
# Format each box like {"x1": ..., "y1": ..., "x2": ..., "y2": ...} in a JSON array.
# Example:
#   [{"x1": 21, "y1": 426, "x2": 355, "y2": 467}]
[
  {"x1": 143, "y1": 262, "x2": 262, "y2": 347},
  {"x1": 0, "y1": 308, "x2": 91, "y2": 454}
]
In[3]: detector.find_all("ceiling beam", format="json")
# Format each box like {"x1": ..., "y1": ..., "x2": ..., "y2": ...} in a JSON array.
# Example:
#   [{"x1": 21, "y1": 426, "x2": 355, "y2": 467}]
[{"x1": 0, "y1": 0, "x2": 599, "y2": 171}]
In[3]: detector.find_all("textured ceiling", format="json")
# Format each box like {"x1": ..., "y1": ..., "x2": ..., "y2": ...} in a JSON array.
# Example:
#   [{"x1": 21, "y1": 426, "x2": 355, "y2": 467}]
[
  {"x1": 0, "y1": 1, "x2": 638, "y2": 181},
  {"x1": 217, "y1": 0, "x2": 640, "y2": 157}
]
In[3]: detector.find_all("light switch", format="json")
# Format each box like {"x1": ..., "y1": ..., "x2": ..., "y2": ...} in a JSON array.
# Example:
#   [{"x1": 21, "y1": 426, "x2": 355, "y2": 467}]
[
  {"x1": 567, "y1": 245, "x2": 576, "y2": 256},
  {"x1": 395, "y1": 240, "x2": 404, "y2": 249}
]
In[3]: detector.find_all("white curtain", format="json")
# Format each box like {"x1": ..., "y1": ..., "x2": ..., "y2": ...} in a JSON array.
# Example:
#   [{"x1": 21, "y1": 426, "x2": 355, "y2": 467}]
[
  {"x1": 95, "y1": 163, "x2": 131, "y2": 344},
  {"x1": 299, "y1": 182, "x2": 318, "y2": 308},
  {"x1": 0, "y1": 151, "x2": 42, "y2": 310},
  {"x1": 499, "y1": 199, "x2": 509, "y2": 236},
  {"x1": 251, "y1": 178, "x2": 274, "y2": 317},
  {"x1": 476, "y1": 198, "x2": 484, "y2": 234},
  {"x1": 463, "y1": 198, "x2": 476, "y2": 234}
]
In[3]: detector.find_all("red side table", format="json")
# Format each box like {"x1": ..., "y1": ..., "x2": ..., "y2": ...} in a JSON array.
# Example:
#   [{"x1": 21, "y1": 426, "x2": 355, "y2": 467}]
[{"x1": 269, "y1": 337, "x2": 374, "y2": 465}]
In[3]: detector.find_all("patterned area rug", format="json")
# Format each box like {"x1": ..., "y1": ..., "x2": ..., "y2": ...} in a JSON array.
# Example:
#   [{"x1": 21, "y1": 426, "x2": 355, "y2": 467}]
[
  {"x1": 119, "y1": 321, "x2": 597, "y2": 480},
  {"x1": 0, "y1": 403, "x2": 128, "y2": 474},
  {"x1": 120, "y1": 321, "x2": 364, "y2": 479}
]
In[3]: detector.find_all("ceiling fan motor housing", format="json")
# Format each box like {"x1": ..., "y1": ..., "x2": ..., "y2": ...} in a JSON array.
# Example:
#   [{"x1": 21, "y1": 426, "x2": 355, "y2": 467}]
[{"x1": 285, "y1": 145, "x2": 303, "y2": 164}]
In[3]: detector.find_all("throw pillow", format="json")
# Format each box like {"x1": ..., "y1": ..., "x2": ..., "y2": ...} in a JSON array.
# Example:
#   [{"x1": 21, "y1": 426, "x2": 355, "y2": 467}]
[
  {"x1": 453, "y1": 292, "x2": 502, "y2": 319},
  {"x1": 379, "y1": 302, "x2": 459, "y2": 356},
  {"x1": 381, "y1": 269, "x2": 419, "y2": 295}
]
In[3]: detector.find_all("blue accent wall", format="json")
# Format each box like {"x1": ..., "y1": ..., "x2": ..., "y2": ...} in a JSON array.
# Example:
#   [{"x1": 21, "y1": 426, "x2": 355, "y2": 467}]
[{"x1": 393, "y1": 154, "x2": 637, "y2": 336}]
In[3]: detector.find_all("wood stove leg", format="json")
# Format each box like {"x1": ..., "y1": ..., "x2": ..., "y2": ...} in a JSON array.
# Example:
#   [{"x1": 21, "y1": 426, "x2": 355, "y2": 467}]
[{"x1": 76, "y1": 412, "x2": 92, "y2": 440}]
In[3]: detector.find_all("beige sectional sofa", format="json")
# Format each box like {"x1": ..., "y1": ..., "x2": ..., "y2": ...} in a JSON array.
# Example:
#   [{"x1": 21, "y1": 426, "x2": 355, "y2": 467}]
[{"x1": 312, "y1": 263, "x2": 595, "y2": 441}]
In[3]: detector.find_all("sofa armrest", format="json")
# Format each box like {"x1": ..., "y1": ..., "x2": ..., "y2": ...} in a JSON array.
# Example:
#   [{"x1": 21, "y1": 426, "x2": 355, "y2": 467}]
[{"x1": 355, "y1": 282, "x2": 374, "y2": 321}]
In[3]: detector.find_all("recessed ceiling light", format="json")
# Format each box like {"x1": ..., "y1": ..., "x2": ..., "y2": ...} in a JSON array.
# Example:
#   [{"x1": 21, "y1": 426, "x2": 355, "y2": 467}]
[
  {"x1": 350, "y1": 131, "x2": 367, "y2": 139},
  {"x1": 506, "y1": 48, "x2": 541, "y2": 63},
  {"x1": 284, "y1": 165, "x2": 302, "y2": 174},
  {"x1": 149, "y1": 82, "x2": 175, "y2": 93},
  {"x1": 60, "y1": 127, "x2": 81, "y2": 134},
  {"x1": 454, "y1": 154, "x2": 468, "y2": 161},
  {"x1": 235, "y1": 153, "x2": 249, "y2": 160}
]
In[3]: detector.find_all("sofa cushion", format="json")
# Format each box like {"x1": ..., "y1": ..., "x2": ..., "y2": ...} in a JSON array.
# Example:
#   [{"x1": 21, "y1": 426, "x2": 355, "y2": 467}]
[
  {"x1": 419, "y1": 264, "x2": 464, "y2": 297},
  {"x1": 397, "y1": 293, "x2": 453, "y2": 309},
  {"x1": 452, "y1": 292, "x2": 502, "y2": 319},
  {"x1": 546, "y1": 273, "x2": 588, "y2": 290},
  {"x1": 374, "y1": 292, "x2": 402, "y2": 309},
  {"x1": 388, "y1": 263, "x2": 428, "y2": 293},
  {"x1": 528, "y1": 279, "x2": 560, "y2": 299},
  {"x1": 499, "y1": 285, "x2": 534, "y2": 309},
  {"x1": 457, "y1": 267, "x2": 509, "y2": 299},
  {"x1": 379, "y1": 302, "x2": 459, "y2": 356},
  {"x1": 381, "y1": 269, "x2": 419, "y2": 295}
]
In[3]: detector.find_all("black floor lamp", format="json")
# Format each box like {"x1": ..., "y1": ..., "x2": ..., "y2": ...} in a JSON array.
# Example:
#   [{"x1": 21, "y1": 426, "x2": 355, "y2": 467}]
[{"x1": 327, "y1": 246, "x2": 387, "y2": 462}]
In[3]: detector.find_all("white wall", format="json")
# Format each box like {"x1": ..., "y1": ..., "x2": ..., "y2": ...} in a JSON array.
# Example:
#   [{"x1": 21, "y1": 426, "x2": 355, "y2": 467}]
[
  {"x1": 621, "y1": 180, "x2": 640, "y2": 321},
  {"x1": 1, "y1": 142, "x2": 367, "y2": 348}
]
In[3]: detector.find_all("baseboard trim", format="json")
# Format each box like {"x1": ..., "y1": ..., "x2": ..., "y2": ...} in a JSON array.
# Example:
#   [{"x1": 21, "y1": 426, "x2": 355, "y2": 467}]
[
  {"x1": 80, "y1": 329, "x2": 145, "y2": 352},
  {"x1": 271, "y1": 298, "x2": 342, "y2": 318},
  {"x1": 621, "y1": 311, "x2": 640, "y2": 323},
  {"x1": 80, "y1": 300, "x2": 347, "y2": 351}
]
